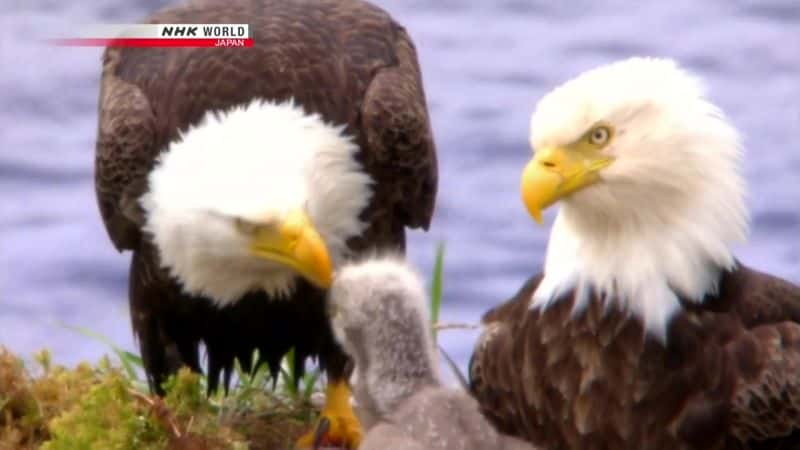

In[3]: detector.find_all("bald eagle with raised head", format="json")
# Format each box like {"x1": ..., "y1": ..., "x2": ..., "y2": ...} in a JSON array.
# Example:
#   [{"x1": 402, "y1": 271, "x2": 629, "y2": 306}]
[
  {"x1": 94, "y1": 0, "x2": 437, "y2": 447},
  {"x1": 469, "y1": 58, "x2": 800, "y2": 450}
]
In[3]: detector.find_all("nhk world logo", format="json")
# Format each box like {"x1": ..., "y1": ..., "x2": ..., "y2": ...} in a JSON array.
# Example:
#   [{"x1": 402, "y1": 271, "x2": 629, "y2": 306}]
[{"x1": 51, "y1": 24, "x2": 253, "y2": 48}]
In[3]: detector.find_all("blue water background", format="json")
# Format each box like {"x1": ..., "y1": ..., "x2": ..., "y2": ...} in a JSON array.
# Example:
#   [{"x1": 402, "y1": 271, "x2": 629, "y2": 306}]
[{"x1": 1, "y1": 0, "x2": 798, "y2": 378}]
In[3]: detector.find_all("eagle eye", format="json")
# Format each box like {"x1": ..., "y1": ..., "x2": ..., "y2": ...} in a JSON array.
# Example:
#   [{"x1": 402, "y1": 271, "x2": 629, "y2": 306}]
[
  {"x1": 587, "y1": 125, "x2": 612, "y2": 146},
  {"x1": 234, "y1": 218, "x2": 259, "y2": 235}
]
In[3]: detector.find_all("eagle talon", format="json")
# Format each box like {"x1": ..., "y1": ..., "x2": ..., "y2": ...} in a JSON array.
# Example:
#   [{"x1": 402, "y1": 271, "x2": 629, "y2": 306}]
[
  {"x1": 312, "y1": 417, "x2": 331, "y2": 449},
  {"x1": 295, "y1": 381, "x2": 362, "y2": 449}
]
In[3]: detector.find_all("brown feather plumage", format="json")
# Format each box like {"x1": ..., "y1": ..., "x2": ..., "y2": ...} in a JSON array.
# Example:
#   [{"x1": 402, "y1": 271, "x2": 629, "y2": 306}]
[
  {"x1": 470, "y1": 264, "x2": 800, "y2": 450},
  {"x1": 94, "y1": 0, "x2": 437, "y2": 393}
]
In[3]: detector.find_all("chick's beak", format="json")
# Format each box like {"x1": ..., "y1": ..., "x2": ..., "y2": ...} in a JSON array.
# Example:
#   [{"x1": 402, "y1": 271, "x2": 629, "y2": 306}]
[
  {"x1": 248, "y1": 210, "x2": 333, "y2": 288},
  {"x1": 521, "y1": 145, "x2": 613, "y2": 224}
]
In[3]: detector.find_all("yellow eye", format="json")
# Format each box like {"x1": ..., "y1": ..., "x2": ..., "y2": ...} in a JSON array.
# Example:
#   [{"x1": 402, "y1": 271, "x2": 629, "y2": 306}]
[{"x1": 588, "y1": 126, "x2": 611, "y2": 146}]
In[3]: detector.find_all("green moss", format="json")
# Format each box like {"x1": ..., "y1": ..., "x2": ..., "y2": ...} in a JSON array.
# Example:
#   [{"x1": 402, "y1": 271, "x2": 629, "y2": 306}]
[
  {"x1": 42, "y1": 373, "x2": 167, "y2": 450},
  {"x1": 0, "y1": 347, "x2": 321, "y2": 450},
  {"x1": 0, "y1": 348, "x2": 101, "y2": 449}
]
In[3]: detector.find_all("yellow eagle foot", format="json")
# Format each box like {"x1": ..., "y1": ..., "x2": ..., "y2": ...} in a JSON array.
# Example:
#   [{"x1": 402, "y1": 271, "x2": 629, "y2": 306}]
[{"x1": 295, "y1": 381, "x2": 362, "y2": 449}]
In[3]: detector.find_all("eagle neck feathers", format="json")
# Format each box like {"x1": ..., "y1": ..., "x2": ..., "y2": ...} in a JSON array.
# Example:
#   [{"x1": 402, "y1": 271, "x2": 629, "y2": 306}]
[{"x1": 532, "y1": 184, "x2": 748, "y2": 340}]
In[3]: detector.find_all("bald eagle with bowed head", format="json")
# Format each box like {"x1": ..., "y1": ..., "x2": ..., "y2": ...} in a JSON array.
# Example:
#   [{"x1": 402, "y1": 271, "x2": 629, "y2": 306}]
[
  {"x1": 327, "y1": 256, "x2": 540, "y2": 450},
  {"x1": 94, "y1": 0, "x2": 436, "y2": 448},
  {"x1": 469, "y1": 57, "x2": 800, "y2": 450}
]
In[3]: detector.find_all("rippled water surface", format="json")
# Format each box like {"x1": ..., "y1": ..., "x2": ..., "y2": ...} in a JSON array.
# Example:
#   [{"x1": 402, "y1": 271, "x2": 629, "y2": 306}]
[{"x1": 1, "y1": 0, "x2": 798, "y2": 374}]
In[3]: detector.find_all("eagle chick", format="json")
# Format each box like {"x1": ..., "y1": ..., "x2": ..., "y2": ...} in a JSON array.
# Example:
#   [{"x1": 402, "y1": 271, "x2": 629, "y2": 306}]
[{"x1": 329, "y1": 256, "x2": 541, "y2": 450}]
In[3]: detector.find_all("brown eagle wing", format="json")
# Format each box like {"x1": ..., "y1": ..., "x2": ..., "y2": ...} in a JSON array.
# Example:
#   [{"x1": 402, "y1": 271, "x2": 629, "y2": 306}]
[
  {"x1": 95, "y1": 48, "x2": 158, "y2": 251},
  {"x1": 361, "y1": 26, "x2": 438, "y2": 231},
  {"x1": 469, "y1": 274, "x2": 544, "y2": 439},
  {"x1": 471, "y1": 268, "x2": 800, "y2": 447},
  {"x1": 722, "y1": 266, "x2": 800, "y2": 445}
]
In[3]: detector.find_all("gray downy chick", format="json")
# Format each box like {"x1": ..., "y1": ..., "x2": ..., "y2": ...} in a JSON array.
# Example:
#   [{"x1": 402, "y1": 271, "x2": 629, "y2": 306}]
[{"x1": 328, "y1": 256, "x2": 541, "y2": 450}]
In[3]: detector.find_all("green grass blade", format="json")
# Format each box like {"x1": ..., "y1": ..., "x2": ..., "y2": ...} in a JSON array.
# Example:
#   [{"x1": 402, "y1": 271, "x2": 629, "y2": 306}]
[
  {"x1": 285, "y1": 348, "x2": 297, "y2": 386},
  {"x1": 233, "y1": 357, "x2": 250, "y2": 390},
  {"x1": 301, "y1": 370, "x2": 321, "y2": 402},
  {"x1": 438, "y1": 345, "x2": 469, "y2": 390},
  {"x1": 119, "y1": 351, "x2": 143, "y2": 369},
  {"x1": 280, "y1": 367, "x2": 298, "y2": 398},
  {"x1": 430, "y1": 242, "x2": 446, "y2": 341},
  {"x1": 61, "y1": 324, "x2": 141, "y2": 380}
]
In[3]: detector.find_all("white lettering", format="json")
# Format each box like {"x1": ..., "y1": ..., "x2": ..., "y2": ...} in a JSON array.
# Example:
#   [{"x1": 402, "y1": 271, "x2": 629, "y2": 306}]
[{"x1": 202, "y1": 25, "x2": 246, "y2": 37}]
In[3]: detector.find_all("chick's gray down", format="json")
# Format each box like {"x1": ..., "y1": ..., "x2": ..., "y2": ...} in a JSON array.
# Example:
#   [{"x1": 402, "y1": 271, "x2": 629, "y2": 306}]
[{"x1": 328, "y1": 256, "x2": 541, "y2": 450}]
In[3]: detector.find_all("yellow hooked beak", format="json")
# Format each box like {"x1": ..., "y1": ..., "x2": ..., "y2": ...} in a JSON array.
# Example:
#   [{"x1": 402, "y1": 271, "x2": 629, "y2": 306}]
[
  {"x1": 521, "y1": 144, "x2": 614, "y2": 224},
  {"x1": 246, "y1": 211, "x2": 333, "y2": 288}
]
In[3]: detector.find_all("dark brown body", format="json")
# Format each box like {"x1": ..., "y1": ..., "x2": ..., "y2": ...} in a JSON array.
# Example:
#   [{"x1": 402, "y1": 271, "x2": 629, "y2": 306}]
[
  {"x1": 470, "y1": 264, "x2": 800, "y2": 450},
  {"x1": 95, "y1": 0, "x2": 437, "y2": 392}
]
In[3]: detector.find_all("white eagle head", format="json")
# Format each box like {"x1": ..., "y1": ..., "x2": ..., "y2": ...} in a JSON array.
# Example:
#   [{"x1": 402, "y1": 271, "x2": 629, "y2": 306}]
[
  {"x1": 141, "y1": 99, "x2": 374, "y2": 305},
  {"x1": 521, "y1": 58, "x2": 749, "y2": 337}
]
